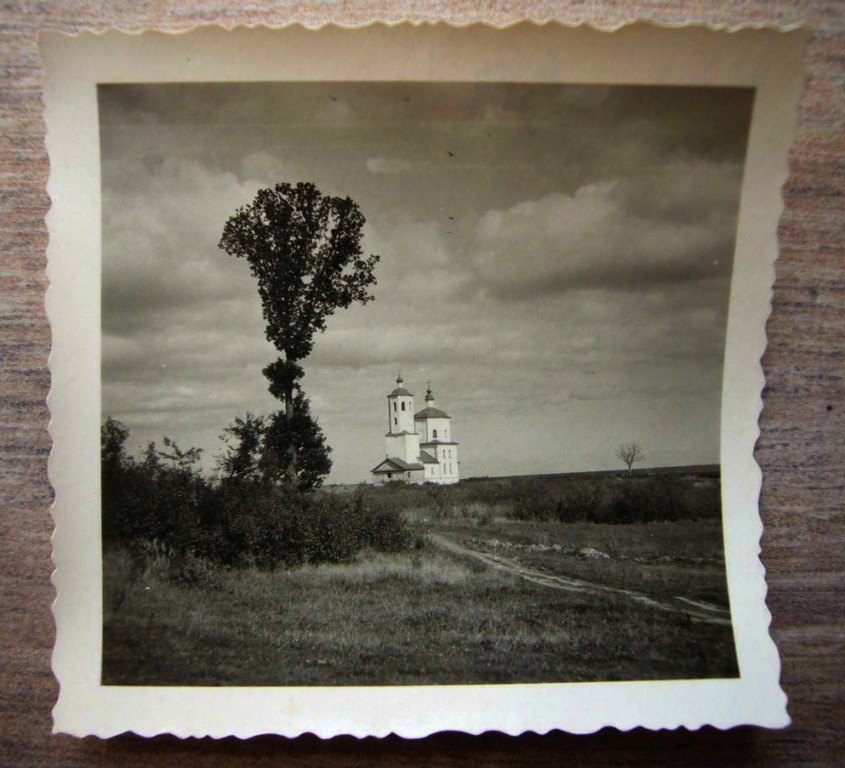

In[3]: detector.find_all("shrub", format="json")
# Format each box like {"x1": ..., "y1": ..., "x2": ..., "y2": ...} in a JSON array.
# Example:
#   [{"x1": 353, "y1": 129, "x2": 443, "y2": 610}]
[
  {"x1": 555, "y1": 480, "x2": 602, "y2": 523},
  {"x1": 350, "y1": 490, "x2": 413, "y2": 553},
  {"x1": 425, "y1": 484, "x2": 449, "y2": 519},
  {"x1": 510, "y1": 478, "x2": 559, "y2": 521},
  {"x1": 167, "y1": 551, "x2": 223, "y2": 590},
  {"x1": 102, "y1": 421, "x2": 415, "y2": 574},
  {"x1": 609, "y1": 481, "x2": 653, "y2": 523},
  {"x1": 470, "y1": 504, "x2": 495, "y2": 526},
  {"x1": 300, "y1": 494, "x2": 361, "y2": 564}
]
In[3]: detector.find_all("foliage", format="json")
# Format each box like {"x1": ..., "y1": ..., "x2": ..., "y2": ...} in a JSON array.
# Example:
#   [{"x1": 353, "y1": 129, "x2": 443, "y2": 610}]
[
  {"x1": 368, "y1": 468, "x2": 722, "y2": 525},
  {"x1": 101, "y1": 417, "x2": 131, "y2": 542},
  {"x1": 217, "y1": 412, "x2": 265, "y2": 484},
  {"x1": 262, "y1": 358, "x2": 304, "y2": 401},
  {"x1": 166, "y1": 551, "x2": 224, "y2": 591},
  {"x1": 259, "y1": 396, "x2": 332, "y2": 491},
  {"x1": 102, "y1": 420, "x2": 212, "y2": 552},
  {"x1": 102, "y1": 420, "x2": 411, "y2": 576},
  {"x1": 218, "y1": 402, "x2": 332, "y2": 492},
  {"x1": 218, "y1": 181, "x2": 379, "y2": 361},
  {"x1": 510, "y1": 477, "x2": 560, "y2": 521},
  {"x1": 350, "y1": 489, "x2": 413, "y2": 553},
  {"x1": 101, "y1": 416, "x2": 129, "y2": 471},
  {"x1": 219, "y1": 181, "x2": 379, "y2": 487}
]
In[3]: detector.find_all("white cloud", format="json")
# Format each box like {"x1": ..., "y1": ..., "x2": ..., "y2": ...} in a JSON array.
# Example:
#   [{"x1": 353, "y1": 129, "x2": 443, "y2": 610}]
[
  {"x1": 366, "y1": 157, "x2": 418, "y2": 175},
  {"x1": 239, "y1": 151, "x2": 289, "y2": 183},
  {"x1": 471, "y1": 160, "x2": 741, "y2": 298}
]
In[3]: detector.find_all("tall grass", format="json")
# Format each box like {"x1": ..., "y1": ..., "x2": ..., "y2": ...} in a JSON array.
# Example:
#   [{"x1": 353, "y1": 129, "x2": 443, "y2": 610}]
[{"x1": 102, "y1": 542, "x2": 738, "y2": 686}]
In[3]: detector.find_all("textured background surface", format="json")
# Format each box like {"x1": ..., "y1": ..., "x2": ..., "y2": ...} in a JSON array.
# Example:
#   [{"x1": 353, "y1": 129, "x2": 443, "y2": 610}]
[{"x1": 1, "y1": 2, "x2": 842, "y2": 765}]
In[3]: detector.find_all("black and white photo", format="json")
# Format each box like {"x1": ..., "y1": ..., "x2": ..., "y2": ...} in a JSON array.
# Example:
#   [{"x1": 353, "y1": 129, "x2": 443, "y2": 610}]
[{"x1": 44, "y1": 23, "x2": 804, "y2": 737}]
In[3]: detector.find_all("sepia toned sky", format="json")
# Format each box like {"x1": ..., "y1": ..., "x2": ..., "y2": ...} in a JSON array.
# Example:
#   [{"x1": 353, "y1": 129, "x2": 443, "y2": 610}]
[{"x1": 99, "y1": 82, "x2": 753, "y2": 482}]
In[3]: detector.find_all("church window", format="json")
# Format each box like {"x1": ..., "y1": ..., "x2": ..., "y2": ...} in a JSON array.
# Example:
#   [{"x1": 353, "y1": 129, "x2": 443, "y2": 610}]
[
  {"x1": 392, "y1": 402, "x2": 396, "y2": 411},
  {"x1": 433, "y1": 429, "x2": 438, "y2": 438},
  {"x1": 401, "y1": 402, "x2": 405, "y2": 411},
  {"x1": 393, "y1": 417, "x2": 397, "y2": 426}
]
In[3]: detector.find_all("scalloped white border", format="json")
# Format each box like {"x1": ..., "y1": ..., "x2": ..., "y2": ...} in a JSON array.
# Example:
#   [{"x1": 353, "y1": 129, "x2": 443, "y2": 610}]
[{"x1": 43, "y1": 22, "x2": 805, "y2": 739}]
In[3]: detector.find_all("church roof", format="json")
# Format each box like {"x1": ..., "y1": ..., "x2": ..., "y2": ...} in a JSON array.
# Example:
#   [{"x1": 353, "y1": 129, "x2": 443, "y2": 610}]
[
  {"x1": 418, "y1": 450, "x2": 438, "y2": 464},
  {"x1": 389, "y1": 387, "x2": 414, "y2": 397},
  {"x1": 420, "y1": 439, "x2": 459, "y2": 447},
  {"x1": 371, "y1": 456, "x2": 424, "y2": 473},
  {"x1": 414, "y1": 406, "x2": 449, "y2": 419}
]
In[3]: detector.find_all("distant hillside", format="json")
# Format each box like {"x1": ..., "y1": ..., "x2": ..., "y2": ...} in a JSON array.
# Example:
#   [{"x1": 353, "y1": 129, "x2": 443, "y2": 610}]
[
  {"x1": 463, "y1": 465, "x2": 721, "y2": 484},
  {"x1": 320, "y1": 464, "x2": 723, "y2": 524},
  {"x1": 321, "y1": 464, "x2": 721, "y2": 494}
]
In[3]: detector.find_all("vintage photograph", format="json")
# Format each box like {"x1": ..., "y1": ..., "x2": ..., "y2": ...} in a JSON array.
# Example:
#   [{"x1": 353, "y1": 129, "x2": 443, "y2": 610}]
[
  {"x1": 44, "y1": 23, "x2": 806, "y2": 737},
  {"x1": 98, "y1": 80, "x2": 751, "y2": 686}
]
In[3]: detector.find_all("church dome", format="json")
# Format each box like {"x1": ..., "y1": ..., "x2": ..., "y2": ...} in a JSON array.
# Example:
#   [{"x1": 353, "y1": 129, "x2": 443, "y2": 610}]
[
  {"x1": 415, "y1": 406, "x2": 449, "y2": 419},
  {"x1": 389, "y1": 372, "x2": 413, "y2": 397}
]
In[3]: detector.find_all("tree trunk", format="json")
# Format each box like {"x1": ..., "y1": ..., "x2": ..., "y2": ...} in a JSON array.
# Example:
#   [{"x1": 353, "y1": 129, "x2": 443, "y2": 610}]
[{"x1": 285, "y1": 352, "x2": 298, "y2": 487}]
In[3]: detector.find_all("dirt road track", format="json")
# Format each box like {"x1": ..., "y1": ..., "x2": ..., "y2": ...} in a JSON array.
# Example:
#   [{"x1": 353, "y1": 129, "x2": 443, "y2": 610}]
[{"x1": 430, "y1": 533, "x2": 733, "y2": 626}]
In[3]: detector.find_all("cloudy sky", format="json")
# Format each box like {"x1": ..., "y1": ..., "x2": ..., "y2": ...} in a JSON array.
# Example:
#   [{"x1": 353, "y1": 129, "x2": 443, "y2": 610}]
[{"x1": 99, "y1": 82, "x2": 753, "y2": 483}]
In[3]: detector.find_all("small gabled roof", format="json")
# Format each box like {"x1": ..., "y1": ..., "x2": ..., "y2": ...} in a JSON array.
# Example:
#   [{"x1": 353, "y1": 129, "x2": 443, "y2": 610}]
[
  {"x1": 390, "y1": 456, "x2": 424, "y2": 471},
  {"x1": 371, "y1": 458, "x2": 403, "y2": 473},
  {"x1": 371, "y1": 456, "x2": 424, "y2": 473},
  {"x1": 418, "y1": 450, "x2": 439, "y2": 464},
  {"x1": 415, "y1": 406, "x2": 450, "y2": 419}
]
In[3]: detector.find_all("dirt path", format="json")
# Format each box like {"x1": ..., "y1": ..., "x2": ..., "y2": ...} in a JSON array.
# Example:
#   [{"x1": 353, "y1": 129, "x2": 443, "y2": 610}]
[{"x1": 429, "y1": 533, "x2": 733, "y2": 626}]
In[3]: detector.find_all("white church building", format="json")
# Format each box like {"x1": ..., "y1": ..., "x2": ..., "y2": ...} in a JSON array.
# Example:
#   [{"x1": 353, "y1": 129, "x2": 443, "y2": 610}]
[{"x1": 370, "y1": 375, "x2": 460, "y2": 485}]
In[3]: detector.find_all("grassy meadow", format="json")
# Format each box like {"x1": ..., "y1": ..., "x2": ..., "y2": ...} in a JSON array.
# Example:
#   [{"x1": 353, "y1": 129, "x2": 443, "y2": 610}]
[
  {"x1": 102, "y1": 467, "x2": 739, "y2": 686},
  {"x1": 434, "y1": 518, "x2": 731, "y2": 606}
]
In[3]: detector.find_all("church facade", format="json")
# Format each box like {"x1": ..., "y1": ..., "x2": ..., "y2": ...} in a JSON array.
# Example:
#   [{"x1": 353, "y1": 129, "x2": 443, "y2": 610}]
[{"x1": 370, "y1": 375, "x2": 460, "y2": 485}]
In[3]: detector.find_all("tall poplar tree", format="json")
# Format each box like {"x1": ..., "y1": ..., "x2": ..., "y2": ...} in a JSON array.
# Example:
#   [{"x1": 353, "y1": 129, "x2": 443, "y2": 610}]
[{"x1": 219, "y1": 182, "x2": 379, "y2": 486}]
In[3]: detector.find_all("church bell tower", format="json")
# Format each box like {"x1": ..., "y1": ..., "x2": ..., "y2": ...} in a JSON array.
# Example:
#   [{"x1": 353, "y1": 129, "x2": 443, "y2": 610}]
[{"x1": 387, "y1": 372, "x2": 415, "y2": 434}]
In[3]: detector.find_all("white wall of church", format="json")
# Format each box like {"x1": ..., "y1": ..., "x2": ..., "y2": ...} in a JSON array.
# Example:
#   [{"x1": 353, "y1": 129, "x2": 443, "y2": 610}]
[
  {"x1": 416, "y1": 417, "x2": 451, "y2": 443},
  {"x1": 388, "y1": 395, "x2": 415, "y2": 433},
  {"x1": 430, "y1": 443, "x2": 457, "y2": 461},
  {"x1": 385, "y1": 431, "x2": 420, "y2": 463}
]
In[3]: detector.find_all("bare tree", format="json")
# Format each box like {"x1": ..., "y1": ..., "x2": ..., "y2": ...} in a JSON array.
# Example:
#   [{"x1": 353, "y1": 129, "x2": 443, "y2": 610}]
[{"x1": 616, "y1": 442, "x2": 644, "y2": 475}]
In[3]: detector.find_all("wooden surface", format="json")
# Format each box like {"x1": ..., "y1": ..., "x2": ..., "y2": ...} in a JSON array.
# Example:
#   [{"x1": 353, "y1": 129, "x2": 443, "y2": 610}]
[{"x1": 1, "y1": 2, "x2": 842, "y2": 765}]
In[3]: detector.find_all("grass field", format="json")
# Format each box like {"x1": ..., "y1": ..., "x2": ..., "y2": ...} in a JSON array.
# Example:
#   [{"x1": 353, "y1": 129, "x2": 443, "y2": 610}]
[
  {"x1": 102, "y1": 512, "x2": 738, "y2": 685},
  {"x1": 432, "y1": 518, "x2": 731, "y2": 606}
]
